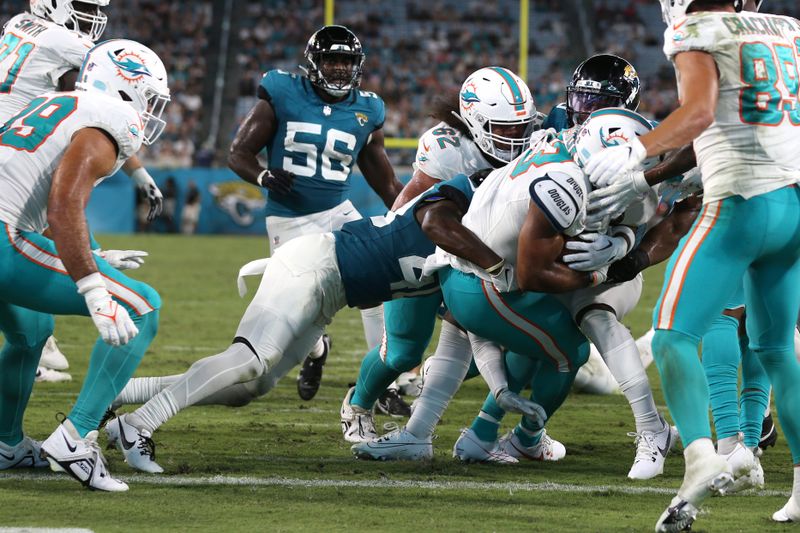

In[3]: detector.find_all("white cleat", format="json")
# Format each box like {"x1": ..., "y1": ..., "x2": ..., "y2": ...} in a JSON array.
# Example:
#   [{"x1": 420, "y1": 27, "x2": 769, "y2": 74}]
[
  {"x1": 105, "y1": 414, "x2": 163, "y2": 473},
  {"x1": 35, "y1": 366, "x2": 72, "y2": 383},
  {"x1": 396, "y1": 371, "x2": 423, "y2": 397},
  {"x1": 453, "y1": 428, "x2": 518, "y2": 464},
  {"x1": 0, "y1": 436, "x2": 49, "y2": 469},
  {"x1": 655, "y1": 452, "x2": 732, "y2": 532},
  {"x1": 628, "y1": 420, "x2": 678, "y2": 480},
  {"x1": 720, "y1": 439, "x2": 760, "y2": 493},
  {"x1": 40, "y1": 419, "x2": 128, "y2": 492},
  {"x1": 773, "y1": 495, "x2": 800, "y2": 522},
  {"x1": 39, "y1": 336, "x2": 69, "y2": 370},
  {"x1": 351, "y1": 427, "x2": 433, "y2": 461},
  {"x1": 572, "y1": 344, "x2": 620, "y2": 395},
  {"x1": 498, "y1": 429, "x2": 566, "y2": 462},
  {"x1": 340, "y1": 386, "x2": 378, "y2": 444}
]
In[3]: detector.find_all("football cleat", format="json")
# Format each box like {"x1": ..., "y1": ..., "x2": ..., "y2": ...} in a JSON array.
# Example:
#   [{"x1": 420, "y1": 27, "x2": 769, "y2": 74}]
[
  {"x1": 297, "y1": 334, "x2": 330, "y2": 401},
  {"x1": 759, "y1": 412, "x2": 778, "y2": 451},
  {"x1": 627, "y1": 419, "x2": 678, "y2": 480},
  {"x1": 105, "y1": 414, "x2": 163, "y2": 473},
  {"x1": 773, "y1": 495, "x2": 800, "y2": 523},
  {"x1": 572, "y1": 344, "x2": 620, "y2": 395},
  {"x1": 655, "y1": 452, "x2": 732, "y2": 532},
  {"x1": 396, "y1": 371, "x2": 423, "y2": 397},
  {"x1": 35, "y1": 366, "x2": 72, "y2": 383},
  {"x1": 40, "y1": 418, "x2": 128, "y2": 492},
  {"x1": 39, "y1": 336, "x2": 69, "y2": 370},
  {"x1": 341, "y1": 386, "x2": 378, "y2": 443},
  {"x1": 453, "y1": 428, "x2": 518, "y2": 464},
  {"x1": 0, "y1": 436, "x2": 49, "y2": 469},
  {"x1": 351, "y1": 427, "x2": 433, "y2": 461},
  {"x1": 376, "y1": 387, "x2": 412, "y2": 418},
  {"x1": 498, "y1": 429, "x2": 566, "y2": 462},
  {"x1": 720, "y1": 438, "x2": 760, "y2": 493}
]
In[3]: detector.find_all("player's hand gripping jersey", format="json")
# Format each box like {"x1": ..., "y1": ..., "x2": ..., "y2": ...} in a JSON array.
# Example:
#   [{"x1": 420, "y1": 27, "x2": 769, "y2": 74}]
[
  {"x1": 260, "y1": 69, "x2": 385, "y2": 217},
  {"x1": 0, "y1": 13, "x2": 92, "y2": 122},
  {"x1": 0, "y1": 91, "x2": 142, "y2": 233},
  {"x1": 413, "y1": 121, "x2": 492, "y2": 182},
  {"x1": 664, "y1": 11, "x2": 800, "y2": 202},
  {"x1": 433, "y1": 133, "x2": 588, "y2": 286}
]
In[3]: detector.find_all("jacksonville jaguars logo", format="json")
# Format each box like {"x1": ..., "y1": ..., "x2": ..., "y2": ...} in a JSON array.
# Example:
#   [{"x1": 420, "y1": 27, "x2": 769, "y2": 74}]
[
  {"x1": 460, "y1": 82, "x2": 480, "y2": 111},
  {"x1": 355, "y1": 112, "x2": 368, "y2": 126},
  {"x1": 109, "y1": 51, "x2": 151, "y2": 83}
]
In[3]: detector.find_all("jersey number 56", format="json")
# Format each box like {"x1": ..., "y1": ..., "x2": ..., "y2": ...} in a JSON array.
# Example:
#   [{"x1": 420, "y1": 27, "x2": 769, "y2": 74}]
[{"x1": 283, "y1": 121, "x2": 357, "y2": 182}]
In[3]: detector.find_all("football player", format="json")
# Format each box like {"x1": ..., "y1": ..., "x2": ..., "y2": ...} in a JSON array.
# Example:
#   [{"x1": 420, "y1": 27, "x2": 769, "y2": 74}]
[
  {"x1": 341, "y1": 66, "x2": 541, "y2": 444},
  {"x1": 0, "y1": 39, "x2": 169, "y2": 492},
  {"x1": 228, "y1": 25, "x2": 403, "y2": 402},
  {"x1": 0, "y1": 0, "x2": 164, "y2": 381},
  {"x1": 583, "y1": 0, "x2": 800, "y2": 529}
]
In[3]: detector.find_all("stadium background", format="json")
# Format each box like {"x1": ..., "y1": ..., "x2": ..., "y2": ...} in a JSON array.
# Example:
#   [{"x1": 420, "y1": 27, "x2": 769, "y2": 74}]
[{"x1": 3, "y1": 0, "x2": 800, "y2": 234}]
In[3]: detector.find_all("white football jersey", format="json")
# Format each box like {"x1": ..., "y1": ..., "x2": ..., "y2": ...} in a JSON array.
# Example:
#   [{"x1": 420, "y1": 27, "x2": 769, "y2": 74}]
[
  {"x1": 427, "y1": 136, "x2": 587, "y2": 286},
  {"x1": 664, "y1": 11, "x2": 800, "y2": 203},
  {"x1": 0, "y1": 90, "x2": 143, "y2": 233},
  {"x1": 413, "y1": 121, "x2": 492, "y2": 182},
  {"x1": 0, "y1": 12, "x2": 92, "y2": 123}
]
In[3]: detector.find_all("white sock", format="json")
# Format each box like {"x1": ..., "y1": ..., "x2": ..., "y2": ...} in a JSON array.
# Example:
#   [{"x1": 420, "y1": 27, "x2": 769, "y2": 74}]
[
  {"x1": 360, "y1": 305, "x2": 384, "y2": 350},
  {"x1": 406, "y1": 321, "x2": 471, "y2": 439},
  {"x1": 133, "y1": 343, "x2": 264, "y2": 434},
  {"x1": 717, "y1": 435, "x2": 739, "y2": 456},
  {"x1": 793, "y1": 466, "x2": 800, "y2": 500},
  {"x1": 581, "y1": 310, "x2": 662, "y2": 433},
  {"x1": 114, "y1": 375, "x2": 180, "y2": 409},
  {"x1": 309, "y1": 336, "x2": 326, "y2": 359}
]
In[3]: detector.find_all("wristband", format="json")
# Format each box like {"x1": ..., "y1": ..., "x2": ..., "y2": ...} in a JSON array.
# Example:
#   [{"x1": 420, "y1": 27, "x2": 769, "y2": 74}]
[
  {"x1": 485, "y1": 259, "x2": 506, "y2": 276},
  {"x1": 256, "y1": 169, "x2": 269, "y2": 187},
  {"x1": 76, "y1": 272, "x2": 105, "y2": 294},
  {"x1": 129, "y1": 167, "x2": 152, "y2": 187}
]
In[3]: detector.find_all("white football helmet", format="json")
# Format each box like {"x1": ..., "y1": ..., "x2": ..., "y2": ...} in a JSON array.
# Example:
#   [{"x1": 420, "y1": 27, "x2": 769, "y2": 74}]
[
  {"x1": 660, "y1": 0, "x2": 750, "y2": 23},
  {"x1": 76, "y1": 39, "x2": 170, "y2": 145},
  {"x1": 457, "y1": 67, "x2": 539, "y2": 164},
  {"x1": 30, "y1": 0, "x2": 109, "y2": 41},
  {"x1": 572, "y1": 108, "x2": 658, "y2": 170}
]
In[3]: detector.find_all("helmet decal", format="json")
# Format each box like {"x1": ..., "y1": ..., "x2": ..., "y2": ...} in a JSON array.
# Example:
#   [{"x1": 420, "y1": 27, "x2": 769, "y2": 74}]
[
  {"x1": 108, "y1": 51, "x2": 152, "y2": 82},
  {"x1": 488, "y1": 66, "x2": 527, "y2": 116}
]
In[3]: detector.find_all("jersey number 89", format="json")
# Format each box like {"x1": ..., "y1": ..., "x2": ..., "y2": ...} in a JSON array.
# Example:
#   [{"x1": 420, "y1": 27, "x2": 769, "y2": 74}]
[
  {"x1": 739, "y1": 40, "x2": 800, "y2": 126},
  {"x1": 283, "y1": 121, "x2": 357, "y2": 182}
]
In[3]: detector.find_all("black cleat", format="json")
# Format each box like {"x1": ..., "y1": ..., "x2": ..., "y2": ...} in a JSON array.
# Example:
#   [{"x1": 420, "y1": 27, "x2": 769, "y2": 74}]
[
  {"x1": 376, "y1": 388, "x2": 412, "y2": 418},
  {"x1": 297, "y1": 334, "x2": 331, "y2": 401},
  {"x1": 759, "y1": 412, "x2": 778, "y2": 451}
]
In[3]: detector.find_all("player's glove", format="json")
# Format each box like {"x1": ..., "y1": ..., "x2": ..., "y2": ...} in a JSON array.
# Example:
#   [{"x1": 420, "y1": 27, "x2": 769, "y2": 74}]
[
  {"x1": 563, "y1": 228, "x2": 634, "y2": 272},
  {"x1": 588, "y1": 265, "x2": 610, "y2": 287},
  {"x1": 495, "y1": 388, "x2": 547, "y2": 426},
  {"x1": 485, "y1": 259, "x2": 516, "y2": 292},
  {"x1": 606, "y1": 248, "x2": 651, "y2": 284},
  {"x1": 585, "y1": 170, "x2": 650, "y2": 228},
  {"x1": 95, "y1": 249, "x2": 148, "y2": 270},
  {"x1": 77, "y1": 273, "x2": 139, "y2": 346},
  {"x1": 257, "y1": 168, "x2": 295, "y2": 194},
  {"x1": 585, "y1": 136, "x2": 647, "y2": 188},
  {"x1": 130, "y1": 167, "x2": 163, "y2": 222}
]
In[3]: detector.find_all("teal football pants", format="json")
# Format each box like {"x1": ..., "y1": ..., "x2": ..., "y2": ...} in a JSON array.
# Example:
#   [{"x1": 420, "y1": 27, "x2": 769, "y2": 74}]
[
  {"x1": 351, "y1": 293, "x2": 442, "y2": 410},
  {"x1": 0, "y1": 222, "x2": 161, "y2": 441},
  {"x1": 652, "y1": 187, "x2": 800, "y2": 461}
]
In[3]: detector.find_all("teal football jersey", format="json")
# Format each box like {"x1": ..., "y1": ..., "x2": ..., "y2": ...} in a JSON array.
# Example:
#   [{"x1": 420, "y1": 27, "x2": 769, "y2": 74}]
[
  {"x1": 260, "y1": 70, "x2": 385, "y2": 217},
  {"x1": 543, "y1": 102, "x2": 570, "y2": 132},
  {"x1": 334, "y1": 173, "x2": 476, "y2": 307}
]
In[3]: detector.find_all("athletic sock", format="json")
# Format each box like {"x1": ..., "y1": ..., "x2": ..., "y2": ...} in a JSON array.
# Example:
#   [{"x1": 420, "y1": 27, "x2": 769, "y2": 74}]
[
  {"x1": 351, "y1": 346, "x2": 398, "y2": 410},
  {"x1": 739, "y1": 335, "x2": 770, "y2": 449},
  {"x1": 359, "y1": 305, "x2": 384, "y2": 350},
  {"x1": 701, "y1": 313, "x2": 742, "y2": 441},
  {"x1": 114, "y1": 375, "x2": 180, "y2": 408}
]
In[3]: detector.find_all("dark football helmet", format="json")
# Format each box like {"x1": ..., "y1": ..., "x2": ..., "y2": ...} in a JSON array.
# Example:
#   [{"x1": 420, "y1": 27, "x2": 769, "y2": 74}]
[
  {"x1": 566, "y1": 54, "x2": 641, "y2": 126},
  {"x1": 303, "y1": 25, "x2": 364, "y2": 97}
]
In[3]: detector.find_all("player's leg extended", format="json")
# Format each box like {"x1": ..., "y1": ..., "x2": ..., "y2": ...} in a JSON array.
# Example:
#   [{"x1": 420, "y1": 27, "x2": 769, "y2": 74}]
[
  {"x1": 350, "y1": 294, "x2": 441, "y2": 410},
  {"x1": 739, "y1": 332, "x2": 770, "y2": 449},
  {"x1": 0, "y1": 303, "x2": 53, "y2": 453}
]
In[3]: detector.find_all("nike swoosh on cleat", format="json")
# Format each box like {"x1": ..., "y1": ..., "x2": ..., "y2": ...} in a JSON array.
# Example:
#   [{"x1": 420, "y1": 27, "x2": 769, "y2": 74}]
[
  {"x1": 657, "y1": 431, "x2": 671, "y2": 457},
  {"x1": 0, "y1": 451, "x2": 15, "y2": 461},
  {"x1": 62, "y1": 434, "x2": 78, "y2": 453},
  {"x1": 117, "y1": 420, "x2": 138, "y2": 451}
]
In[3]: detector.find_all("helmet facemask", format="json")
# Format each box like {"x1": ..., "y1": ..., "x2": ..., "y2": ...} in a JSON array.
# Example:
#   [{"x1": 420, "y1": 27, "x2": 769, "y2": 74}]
[
  {"x1": 139, "y1": 87, "x2": 169, "y2": 145},
  {"x1": 69, "y1": 1, "x2": 108, "y2": 42},
  {"x1": 480, "y1": 118, "x2": 534, "y2": 163},
  {"x1": 567, "y1": 86, "x2": 626, "y2": 126},
  {"x1": 307, "y1": 50, "x2": 364, "y2": 97}
]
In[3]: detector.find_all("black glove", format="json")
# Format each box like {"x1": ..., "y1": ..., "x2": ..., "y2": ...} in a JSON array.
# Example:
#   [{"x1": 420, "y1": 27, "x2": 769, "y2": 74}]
[
  {"x1": 606, "y1": 248, "x2": 650, "y2": 284},
  {"x1": 257, "y1": 168, "x2": 295, "y2": 194}
]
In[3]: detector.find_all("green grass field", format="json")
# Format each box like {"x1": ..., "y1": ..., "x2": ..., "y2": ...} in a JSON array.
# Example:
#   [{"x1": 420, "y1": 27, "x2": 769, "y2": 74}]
[{"x1": 0, "y1": 234, "x2": 795, "y2": 532}]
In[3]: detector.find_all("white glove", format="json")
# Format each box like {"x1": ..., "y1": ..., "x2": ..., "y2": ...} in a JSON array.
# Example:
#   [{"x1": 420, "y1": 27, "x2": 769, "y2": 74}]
[
  {"x1": 563, "y1": 232, "x2": 629, "y2": 272},
  {"x1": 585, "y1": 136, "x2": 647, "y2": 188},
  {"x1": 588, "y1": 265, "x2": 610, "y2": 287},
  {"x1": 130, "y1": 167, "x2": 163, "y2": 222},
  {"x1": 77, "y1": 273, "x2": 139, "y2": 346},
  {"x1": 585, "y1": 170, "x2": 651, "y2": 228},
  {"x1": 96, "y1": 249, "x2": 148, "y2": 270},
  {"x1": 485, "y1": 259, "x2": 517, "y2": 292},
  {"x1": 495, "y1": 389, "x2": 547, "y2": 426}
]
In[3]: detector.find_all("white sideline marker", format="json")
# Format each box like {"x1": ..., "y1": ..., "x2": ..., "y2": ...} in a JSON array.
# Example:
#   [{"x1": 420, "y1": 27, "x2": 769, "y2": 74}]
[{"x1": 0, "y1": 473, "x2": 790, "y2": 497}]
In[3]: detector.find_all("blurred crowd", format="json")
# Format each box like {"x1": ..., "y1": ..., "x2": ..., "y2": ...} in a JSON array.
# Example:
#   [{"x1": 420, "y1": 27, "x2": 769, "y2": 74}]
[{"x1": 4, "y1": 1, "x2": 800, "y2": 168}]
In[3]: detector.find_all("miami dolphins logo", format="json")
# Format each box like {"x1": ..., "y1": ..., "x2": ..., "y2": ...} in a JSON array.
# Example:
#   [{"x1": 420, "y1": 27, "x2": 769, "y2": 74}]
[
  {"x1": 460, "y1": 82, "x2": 480, "y2": 110},
  {"x1": 601, "y1": 127, "x2": 630, "y2": 147},
  {"x1": 109, "y1": 51, "x2": 151, "y2": 82}
]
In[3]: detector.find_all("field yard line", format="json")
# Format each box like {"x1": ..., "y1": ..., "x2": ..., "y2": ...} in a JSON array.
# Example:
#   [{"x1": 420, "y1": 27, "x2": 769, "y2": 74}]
[{"x1": 0, "y1": 473, "x2": 790, "y2": 497}]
